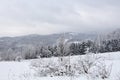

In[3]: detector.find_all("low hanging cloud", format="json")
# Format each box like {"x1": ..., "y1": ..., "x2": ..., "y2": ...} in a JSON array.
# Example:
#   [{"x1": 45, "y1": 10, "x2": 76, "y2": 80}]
[{"x1": 0, "y1": 0, "x2": 120, "y2": 36}]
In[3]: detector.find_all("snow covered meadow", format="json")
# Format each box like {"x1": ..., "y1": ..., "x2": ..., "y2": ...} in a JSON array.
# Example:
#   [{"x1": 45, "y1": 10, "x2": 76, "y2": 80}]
[
  {"x1": 0, "y1": 52, "x2": 120, "y2": 80},
  {"x1": 0, "y1": 0, "x2": 120, "y2": 80}
]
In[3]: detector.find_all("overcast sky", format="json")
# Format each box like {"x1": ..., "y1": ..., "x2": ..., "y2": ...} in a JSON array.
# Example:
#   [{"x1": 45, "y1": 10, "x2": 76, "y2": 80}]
[{"x1": 0, "y1": 0, "x2": 120, "y2": 37}]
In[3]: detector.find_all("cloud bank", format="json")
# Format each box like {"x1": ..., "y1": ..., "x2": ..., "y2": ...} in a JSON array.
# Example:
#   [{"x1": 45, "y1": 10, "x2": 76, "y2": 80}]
[{"x1": 0, "y1": 0, "x2": 120, "y2": 36}]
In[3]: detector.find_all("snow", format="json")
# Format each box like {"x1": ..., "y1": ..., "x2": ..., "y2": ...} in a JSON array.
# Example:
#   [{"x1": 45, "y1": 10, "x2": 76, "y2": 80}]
[
  {"x1": 0, "y1": 61, "x2": 30, "y2": 80},
  {"x1": 0, "y1": 52, "x2": 120, "y2": 80}
]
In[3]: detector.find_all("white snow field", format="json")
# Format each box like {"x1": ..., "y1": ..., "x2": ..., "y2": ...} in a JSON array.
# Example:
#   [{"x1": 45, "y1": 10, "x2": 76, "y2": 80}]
[{"x1": 0, "y1": 52, "x2": 120, "y2": 80}]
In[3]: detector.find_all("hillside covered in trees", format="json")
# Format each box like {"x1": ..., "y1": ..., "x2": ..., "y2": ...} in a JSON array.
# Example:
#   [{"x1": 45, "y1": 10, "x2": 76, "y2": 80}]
[{"x1": 0, "y1": 29, "x2": 120, "y2": 61}]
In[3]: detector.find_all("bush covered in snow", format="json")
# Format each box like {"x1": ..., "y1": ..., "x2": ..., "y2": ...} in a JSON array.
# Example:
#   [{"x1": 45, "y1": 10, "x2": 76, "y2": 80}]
[{"x1": 31, "y1": 53, "x2": 112, "y2": 79}]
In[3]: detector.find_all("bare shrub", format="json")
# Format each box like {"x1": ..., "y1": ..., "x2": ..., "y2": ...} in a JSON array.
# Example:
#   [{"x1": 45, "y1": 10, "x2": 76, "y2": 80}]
[
  {"x1": 31, "y1": 57, "x2": 74, "y2": 77},
  {"x1": 31, "y1": 58, "x2": 59, "y2": 77},
  {"x1": 97, "y1": 64, "x2": 112, "y2": 79},
  {"x1": 77, "y1": 53, "x2": 112, "y2": 79},
  {"x1": 31, "y1": 53, "x2": 112, "y2": 79},
  {"x1": 77, "y1": 53, "x2": 103, "y2": 74}
]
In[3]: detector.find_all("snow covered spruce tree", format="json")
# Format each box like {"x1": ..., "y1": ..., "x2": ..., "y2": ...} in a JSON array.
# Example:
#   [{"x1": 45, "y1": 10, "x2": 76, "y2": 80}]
[{"x1": 69, "y1": 41, "x2": 89, "y2": 55}]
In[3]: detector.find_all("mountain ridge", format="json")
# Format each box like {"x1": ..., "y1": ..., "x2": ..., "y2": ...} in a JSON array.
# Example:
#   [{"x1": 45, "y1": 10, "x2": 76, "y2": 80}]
[{"x1": 0, "y1": 32, "x2": 97, "y2": 52}]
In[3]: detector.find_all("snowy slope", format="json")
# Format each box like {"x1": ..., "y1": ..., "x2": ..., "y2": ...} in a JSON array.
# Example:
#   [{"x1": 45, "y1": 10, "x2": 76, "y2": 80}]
[
  {"x1": 0, "y1": 52, "x2": 120, "y2": 80},
  {"x1": 0, "y1": 61, "x2": 30, "y2": 80}
]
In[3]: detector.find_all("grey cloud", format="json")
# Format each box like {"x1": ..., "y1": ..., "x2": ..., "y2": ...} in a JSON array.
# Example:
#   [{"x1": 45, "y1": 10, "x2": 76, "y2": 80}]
[{"x1": 0, "y1": 0, "x2": 120, "y2": 36}]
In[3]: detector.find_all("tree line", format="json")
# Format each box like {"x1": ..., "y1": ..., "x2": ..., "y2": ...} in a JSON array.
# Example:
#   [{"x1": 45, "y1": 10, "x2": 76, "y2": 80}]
[{"x1": 0, "y1": 35, "x2": 120, "y2": 61}]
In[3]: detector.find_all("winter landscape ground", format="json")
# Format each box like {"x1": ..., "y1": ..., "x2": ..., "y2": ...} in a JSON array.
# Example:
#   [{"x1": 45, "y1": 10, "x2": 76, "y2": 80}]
[{"x1": 0, "y1": 52, "x2": 120, "y2": 80}]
